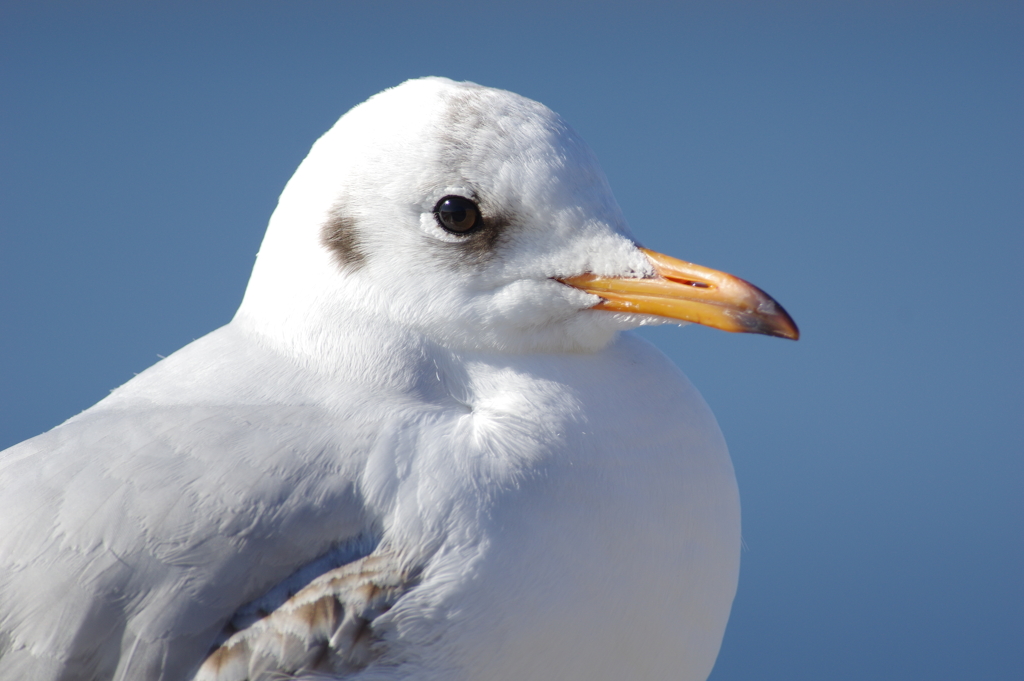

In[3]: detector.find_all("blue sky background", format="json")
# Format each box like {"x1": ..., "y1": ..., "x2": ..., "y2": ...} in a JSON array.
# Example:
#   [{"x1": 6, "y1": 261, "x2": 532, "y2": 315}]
[{"x1": 2, "y1": 2, "x2": 1021, "y2": 679}]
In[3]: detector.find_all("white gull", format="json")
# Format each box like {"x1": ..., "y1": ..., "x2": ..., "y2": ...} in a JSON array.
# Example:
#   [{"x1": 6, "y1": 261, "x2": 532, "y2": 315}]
[{"x1": 0, "y1": 77, "x2": 797, "y2": 681}]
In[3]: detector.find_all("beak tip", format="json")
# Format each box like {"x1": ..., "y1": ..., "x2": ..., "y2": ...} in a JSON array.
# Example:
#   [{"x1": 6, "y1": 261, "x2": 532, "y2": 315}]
[
  {"x1": 774, "y1": 310, "x2": 800, "y2": 341},
  {"x1": 746, "y1": 285, "x2": 799, "y2": 341},
  {"x1": 761, "y1": 308, "x2": 800, "y2": 341},
  {"x1": 740, "y1": 316, "x2": 799, "y2": 341}
]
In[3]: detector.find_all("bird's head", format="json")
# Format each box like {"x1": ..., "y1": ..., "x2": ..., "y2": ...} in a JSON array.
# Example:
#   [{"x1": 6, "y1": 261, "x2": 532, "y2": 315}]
[{"x1": 236, "y1": 77, "x2": 797, "y2": 357}]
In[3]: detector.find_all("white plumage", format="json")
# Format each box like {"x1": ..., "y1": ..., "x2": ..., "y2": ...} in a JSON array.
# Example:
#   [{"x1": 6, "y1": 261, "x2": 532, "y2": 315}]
[{"x1": 0, "y1": 78, "x2": 796, "y2": 681}]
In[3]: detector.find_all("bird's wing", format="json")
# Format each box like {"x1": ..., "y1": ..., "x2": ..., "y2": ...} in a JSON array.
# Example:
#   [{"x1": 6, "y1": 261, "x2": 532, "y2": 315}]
[
  {"x1": 0, "y1": 398, "x2": 375, "y2": 681},
  {"x1": 195, "y1": 550, "x2": 419, "y2": 681}
]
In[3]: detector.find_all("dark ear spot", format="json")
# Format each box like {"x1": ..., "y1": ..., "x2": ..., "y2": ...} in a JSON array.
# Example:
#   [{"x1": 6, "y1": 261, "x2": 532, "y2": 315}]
[{"x1": 321, "y1": 211, "x2": 366, "y2": 269}]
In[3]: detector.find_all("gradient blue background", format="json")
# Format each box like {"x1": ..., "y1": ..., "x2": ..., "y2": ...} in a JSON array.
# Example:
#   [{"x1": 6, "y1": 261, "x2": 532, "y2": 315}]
[{"x1": 2, "y1": 2, "x2": 1021, "y2": 679}]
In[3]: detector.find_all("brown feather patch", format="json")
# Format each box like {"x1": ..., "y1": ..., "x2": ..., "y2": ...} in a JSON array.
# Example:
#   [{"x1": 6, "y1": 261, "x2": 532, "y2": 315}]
[{"x1": 321, "y1": 211, "x2": 366, "y2": 268}]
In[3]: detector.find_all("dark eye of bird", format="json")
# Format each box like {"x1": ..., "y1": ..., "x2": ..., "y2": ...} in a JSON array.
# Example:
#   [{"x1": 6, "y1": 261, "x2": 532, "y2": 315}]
[{"x1": 434, "y1": 196, "x2": 481, "y2": 234}]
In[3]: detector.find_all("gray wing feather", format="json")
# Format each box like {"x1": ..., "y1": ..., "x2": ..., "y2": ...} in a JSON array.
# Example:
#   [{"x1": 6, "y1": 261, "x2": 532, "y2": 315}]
[{"x1": 0, "y1": 391, "x2": 373, "y2": 680}]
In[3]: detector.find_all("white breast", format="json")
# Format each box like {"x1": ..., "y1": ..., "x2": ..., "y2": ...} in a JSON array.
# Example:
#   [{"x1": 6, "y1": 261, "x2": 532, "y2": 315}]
[{"x1": 354, "y1": 332, "x2": 740, "y2": 681}]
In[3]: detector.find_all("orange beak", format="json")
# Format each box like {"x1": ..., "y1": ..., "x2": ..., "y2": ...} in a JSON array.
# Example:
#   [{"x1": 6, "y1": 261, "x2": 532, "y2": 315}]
[{"x1": 558, "y1": 247, "x2": 799, "y2": 340}]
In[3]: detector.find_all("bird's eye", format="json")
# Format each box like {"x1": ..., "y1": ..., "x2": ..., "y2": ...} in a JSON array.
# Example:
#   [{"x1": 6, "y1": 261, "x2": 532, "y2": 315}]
[{"x1": 434, "y1": 196, "x2": 481, "y2": 234}]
